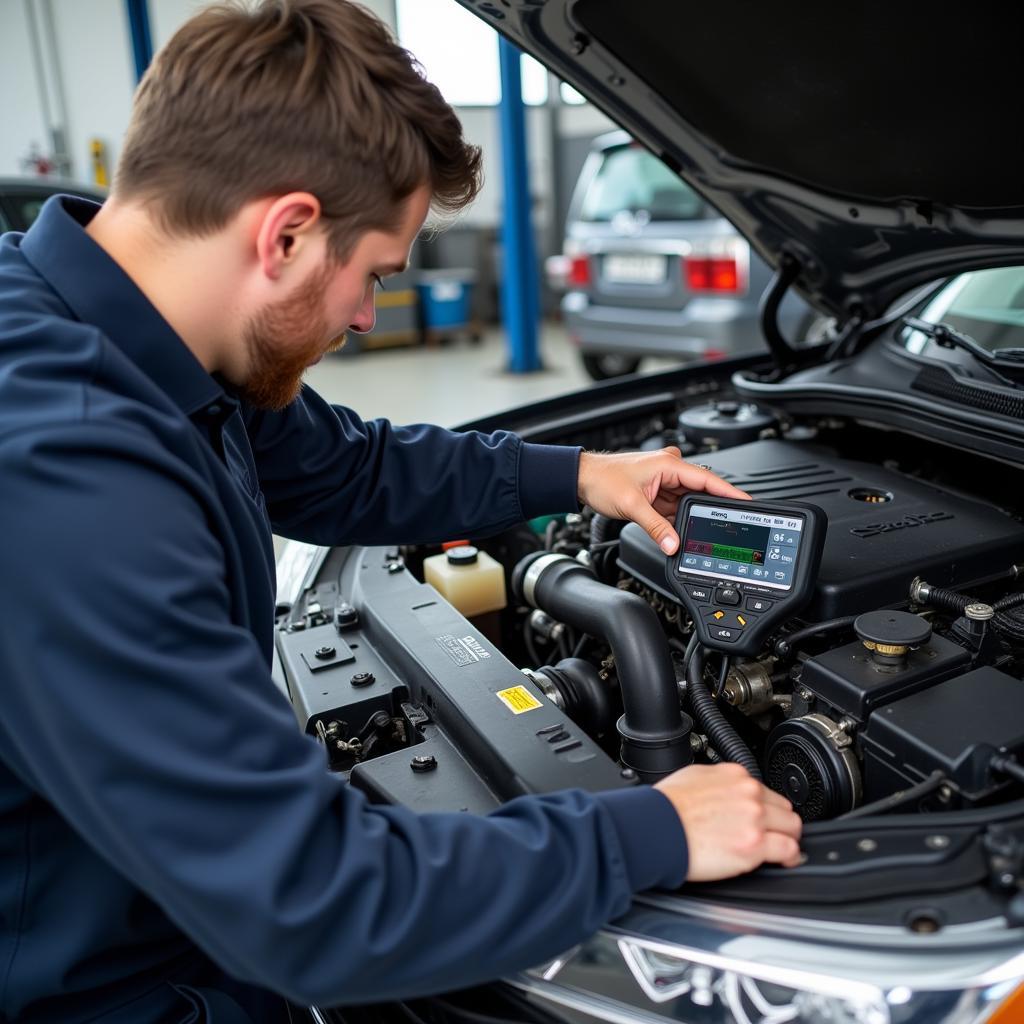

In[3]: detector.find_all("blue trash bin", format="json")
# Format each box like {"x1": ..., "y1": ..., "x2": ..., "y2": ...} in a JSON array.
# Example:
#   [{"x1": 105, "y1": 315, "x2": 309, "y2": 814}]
[{"x1": 416, "y1": 269, "x2": 478, "y2": 342}]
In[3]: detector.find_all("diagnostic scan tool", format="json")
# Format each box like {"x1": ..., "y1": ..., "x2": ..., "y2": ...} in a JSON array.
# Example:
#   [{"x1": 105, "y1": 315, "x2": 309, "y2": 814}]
[{"x1": 667, "y1": 495, "x2": 826, "y2": 657}]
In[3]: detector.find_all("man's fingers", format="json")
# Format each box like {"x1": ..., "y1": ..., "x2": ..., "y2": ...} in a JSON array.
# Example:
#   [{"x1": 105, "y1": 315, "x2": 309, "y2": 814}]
[
  {"x1": 761, "y1": 832, "x2": 803, "y2": 867},
  {"x1": 664, "y1": 459, "x2": 750, "y2": 500},
  {"x1": 760, "y1": 786, "x2": 799, "y2": 813},
  {"x1": 629, "y1": 500, "x2": 679, "y2": 554},
  {"x1": 762, "y1": 802, "x2": 803, "y2": 840},
  {"x1": 656, "y1": 763, "x2": 807, "y2": 881},
  {"x1": 706, "y1": 475, "x2": 752, "y2": 500}
]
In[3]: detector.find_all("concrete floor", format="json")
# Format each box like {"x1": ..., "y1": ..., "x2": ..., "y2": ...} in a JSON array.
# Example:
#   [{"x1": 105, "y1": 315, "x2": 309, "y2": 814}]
[{"x1": 302, "y1": 321, "x2": 680, "y2": 426}]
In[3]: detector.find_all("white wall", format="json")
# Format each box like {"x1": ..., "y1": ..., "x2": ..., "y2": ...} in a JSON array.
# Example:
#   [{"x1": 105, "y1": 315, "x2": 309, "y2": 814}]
[
  {"x1": 0, "y1": 0, "x2": 616, "y2": 227},
  {"x1": 452, "y1": 106, "x2": 555, "y2": 228},
  {"x1": 1, "y1": 0, "x2": 135, "y2": 180},
  {"x1": 51, "y1": 0, "x2": 136, "y2": 179},
  {"x1": 0, "y1": 1, "x2": 49, "y2": 176}
]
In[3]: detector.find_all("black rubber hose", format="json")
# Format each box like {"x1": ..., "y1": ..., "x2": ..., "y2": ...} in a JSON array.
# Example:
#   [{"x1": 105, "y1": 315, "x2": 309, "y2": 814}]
[
  {"x1": 995, "y1": 609, "x2": 1024, "y2": 643},
  {"x1": 544, "y1": 519, "x2": 558, "y2": 551},
  {"x1": 521, "y1": 620, "x2": 543, "y2": 668},
  {"x1": 589, "y1": 512, "x2": 625, "y2": 548},
  {"x1": 995, "y1": 592, "x2": 1024, "y2": 613},
  {"x1": 513, "y1": 552, "x2": 692, "y2": 779},
  {"x1": 774, "y1": 616, "x2": 857, "y2": 657},
  {"x1": 920, "y1": 586, "x2": 1024, "y2": 644},
  {"x1": 686, "y1": 643, "x2": 762, "y2": 779},
  {"x1": 918, "y1": 584, "x2": 975, "y2": 616},
  {"x1": 991, "y1": 754, "x2": 1024, "y2": 786},
  {"x1": 836, "y1": 770, "x2": 946, "y2": 820},
  {"x1": 917, "y1": 571, "x2": 1024, "y2": 615}
]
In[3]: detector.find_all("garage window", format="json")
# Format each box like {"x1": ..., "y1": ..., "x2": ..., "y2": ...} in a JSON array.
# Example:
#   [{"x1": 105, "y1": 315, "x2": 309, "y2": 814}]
[{"x1": 396, "y1": 0, "x2": 566, "y2": 106}]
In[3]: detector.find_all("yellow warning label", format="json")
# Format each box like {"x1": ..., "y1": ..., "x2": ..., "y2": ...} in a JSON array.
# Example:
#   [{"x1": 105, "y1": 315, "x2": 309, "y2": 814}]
[{"x1": 496, "y1": 685, "x2": 543, "y2": 715}]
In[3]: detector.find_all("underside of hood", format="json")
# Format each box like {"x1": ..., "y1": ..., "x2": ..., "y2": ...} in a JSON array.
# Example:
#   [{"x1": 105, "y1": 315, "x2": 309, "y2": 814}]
[{"x1": 457, "y1": 0, "x2": 1024, "y2": 320}]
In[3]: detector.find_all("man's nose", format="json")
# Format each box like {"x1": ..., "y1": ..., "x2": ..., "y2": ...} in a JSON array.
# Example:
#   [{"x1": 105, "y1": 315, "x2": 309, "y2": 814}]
[{"x1": 348, "y1": 290, "x2": 377, "y2": 335}]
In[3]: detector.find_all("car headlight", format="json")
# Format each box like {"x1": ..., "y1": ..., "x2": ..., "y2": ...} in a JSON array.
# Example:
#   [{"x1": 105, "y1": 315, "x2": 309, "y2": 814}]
[
  {"x1": 617, "y1": 937, "x2": 891, "y2": 1024},
  {"x1": 512, "y1": 900, "x2": 1024, "y2": 1024}
]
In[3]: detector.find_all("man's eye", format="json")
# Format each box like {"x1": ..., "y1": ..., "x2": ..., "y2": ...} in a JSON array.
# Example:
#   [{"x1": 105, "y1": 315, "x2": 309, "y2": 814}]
[{"x1": 371, "y1": 273, "x2": 386, "y2": 291}]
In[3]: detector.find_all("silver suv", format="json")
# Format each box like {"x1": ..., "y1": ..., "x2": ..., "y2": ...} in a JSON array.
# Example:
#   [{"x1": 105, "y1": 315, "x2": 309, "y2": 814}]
[{"x1": 559, "y1": 131, "x2": 811, "y2": 379}]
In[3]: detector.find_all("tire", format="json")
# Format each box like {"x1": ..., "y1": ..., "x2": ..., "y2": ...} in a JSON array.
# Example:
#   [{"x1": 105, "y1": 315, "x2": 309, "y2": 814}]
[{"x1": 581, "y1": 352, "x2": 643, "y2": 380}]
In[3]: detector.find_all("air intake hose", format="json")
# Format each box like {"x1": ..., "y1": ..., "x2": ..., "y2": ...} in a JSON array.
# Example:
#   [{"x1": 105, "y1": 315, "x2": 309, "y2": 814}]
[{"x1": 513, "y1": 552, "x2": 692, "y2": 780}]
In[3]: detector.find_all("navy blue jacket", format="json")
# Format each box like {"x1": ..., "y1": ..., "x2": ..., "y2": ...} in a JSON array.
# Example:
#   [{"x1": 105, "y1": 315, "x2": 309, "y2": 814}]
[{"x1": 0, "y1": 198, "x2": 687, "y2": 1023}]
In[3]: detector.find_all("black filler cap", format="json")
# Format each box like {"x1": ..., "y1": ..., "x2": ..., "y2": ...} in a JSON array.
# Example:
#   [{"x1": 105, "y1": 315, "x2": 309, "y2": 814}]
[
  {"x1": 855, "y1": 609, "x2": 932, "y2": 661},
  {"x1": 446, "y1": 545, "x2": 479, "y2": 566}
]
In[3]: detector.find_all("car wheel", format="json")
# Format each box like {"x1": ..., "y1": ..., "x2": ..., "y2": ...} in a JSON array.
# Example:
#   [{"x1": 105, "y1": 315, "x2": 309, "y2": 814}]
[{"x1": 581, "y1": 353, "x2": 643, "y2": 380}]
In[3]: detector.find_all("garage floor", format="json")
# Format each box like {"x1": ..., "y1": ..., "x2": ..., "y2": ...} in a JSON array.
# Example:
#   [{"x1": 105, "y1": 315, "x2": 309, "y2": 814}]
[{"x1": 303, "y1": 321, "x2": 679, "y2": 427}]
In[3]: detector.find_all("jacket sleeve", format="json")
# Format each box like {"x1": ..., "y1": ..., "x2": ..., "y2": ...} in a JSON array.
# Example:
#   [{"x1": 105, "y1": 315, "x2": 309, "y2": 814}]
[
  {"x1": 0, "y1": 423, "x2": 687, "y2": 1006},
  {"x1": 242, "y1": 386, "x2": 581, "y2": 546}
]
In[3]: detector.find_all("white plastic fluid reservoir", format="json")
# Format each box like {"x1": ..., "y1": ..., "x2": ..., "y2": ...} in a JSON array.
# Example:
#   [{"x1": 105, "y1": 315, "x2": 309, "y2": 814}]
[{"x1": 423, "y1": 546, "x2": 507, "y2": 618}]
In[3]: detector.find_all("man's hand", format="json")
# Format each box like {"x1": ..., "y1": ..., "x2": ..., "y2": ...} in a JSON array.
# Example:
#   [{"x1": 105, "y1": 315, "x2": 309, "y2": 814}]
[
  {"x1": 654, "y1": 763, "x2": 803, "y2": 881},
  {"x1": 577, "y1": 448, "x2": 750, "y2": 555}
]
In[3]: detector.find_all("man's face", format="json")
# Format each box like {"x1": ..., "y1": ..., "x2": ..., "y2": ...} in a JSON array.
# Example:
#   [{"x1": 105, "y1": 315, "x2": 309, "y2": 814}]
[{"x1": 239, "y1": 185, "x2": 431, "y2": 410}]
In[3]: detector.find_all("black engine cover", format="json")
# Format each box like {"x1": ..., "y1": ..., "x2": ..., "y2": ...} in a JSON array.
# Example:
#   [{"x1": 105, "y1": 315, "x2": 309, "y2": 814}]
[{"x1": 620, "y1": 439, "x2": 1024, "y2": 619}]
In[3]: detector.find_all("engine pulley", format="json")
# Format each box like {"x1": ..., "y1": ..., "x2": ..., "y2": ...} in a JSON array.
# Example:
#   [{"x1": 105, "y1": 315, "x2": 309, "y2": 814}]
[{"x1": 764, "y1": 714, "x2": 861, "y2": 822}]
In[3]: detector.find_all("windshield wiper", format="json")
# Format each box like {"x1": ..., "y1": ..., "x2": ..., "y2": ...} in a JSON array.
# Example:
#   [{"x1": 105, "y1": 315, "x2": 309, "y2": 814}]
[{"x1": 901, "y1": 316, "x2": 1024, "y2": 384}]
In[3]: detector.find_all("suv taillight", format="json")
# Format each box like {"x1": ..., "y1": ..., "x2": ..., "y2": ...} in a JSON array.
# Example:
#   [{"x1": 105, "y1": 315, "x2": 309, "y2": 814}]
[
  {"x1": 568, "y1": 255, "x2": 592, "y2": 287},
  {"x1": 685, "y1": 256, "x2": 740, "y2": 293}
]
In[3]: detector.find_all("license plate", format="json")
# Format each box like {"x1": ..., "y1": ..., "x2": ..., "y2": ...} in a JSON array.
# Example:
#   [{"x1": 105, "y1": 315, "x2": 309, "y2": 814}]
[{"x1": 603, "y1": 254, "x2": 667, "y2": 284}]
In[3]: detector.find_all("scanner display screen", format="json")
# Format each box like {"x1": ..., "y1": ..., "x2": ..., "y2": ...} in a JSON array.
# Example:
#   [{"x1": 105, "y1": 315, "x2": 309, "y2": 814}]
[{"x1": 679, "y1": 504, "x2": 804, "y2": 590}]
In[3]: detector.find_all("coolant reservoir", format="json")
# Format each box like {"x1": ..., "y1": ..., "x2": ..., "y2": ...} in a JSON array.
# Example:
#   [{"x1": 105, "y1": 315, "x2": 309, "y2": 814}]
[{"x1": 423, "y1": 546, "x2": 507, "y2": 618}]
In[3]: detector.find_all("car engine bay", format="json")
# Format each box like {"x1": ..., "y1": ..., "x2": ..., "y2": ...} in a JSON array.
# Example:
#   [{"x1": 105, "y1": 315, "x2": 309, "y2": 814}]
[{"x1": 277, "y1": 372, "x2": 1024, "y2": 905}]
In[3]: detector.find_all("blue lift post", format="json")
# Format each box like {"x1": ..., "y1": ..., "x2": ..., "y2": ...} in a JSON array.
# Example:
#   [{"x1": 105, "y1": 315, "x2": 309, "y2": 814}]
[
  {"x1": 497, "y1": 36, "x2": 542, "y2": 373},
  {"x1": 124, "y1": 0, "x2": 154, "y2": 83}
]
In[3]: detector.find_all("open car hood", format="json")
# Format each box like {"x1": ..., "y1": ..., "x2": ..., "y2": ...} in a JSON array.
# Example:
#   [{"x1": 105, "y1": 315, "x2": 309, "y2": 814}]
[{"x1": 456, "y1": 0, "x2": 1024, "y2": 321}]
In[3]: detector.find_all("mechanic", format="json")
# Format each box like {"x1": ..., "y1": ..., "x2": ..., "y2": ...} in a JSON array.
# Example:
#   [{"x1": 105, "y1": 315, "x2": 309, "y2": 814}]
[{"x1": 0, "y1": 2, "x2": 802, "y2": 1021}]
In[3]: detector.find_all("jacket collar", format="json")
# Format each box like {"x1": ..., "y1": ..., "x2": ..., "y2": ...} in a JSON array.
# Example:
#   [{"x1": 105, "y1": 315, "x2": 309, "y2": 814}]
[{"x1": 21, "y1": 195, "x2": 225, "y2": 418}]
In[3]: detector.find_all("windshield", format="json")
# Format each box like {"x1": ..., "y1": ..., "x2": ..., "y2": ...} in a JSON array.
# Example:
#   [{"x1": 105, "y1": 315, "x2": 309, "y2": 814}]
[
  {"x1": 580, "y1": 144, "x2": 705, "y2": 223},
  {"x1": 902, "y1": 267, "x2": 1024, "y2": 355}
]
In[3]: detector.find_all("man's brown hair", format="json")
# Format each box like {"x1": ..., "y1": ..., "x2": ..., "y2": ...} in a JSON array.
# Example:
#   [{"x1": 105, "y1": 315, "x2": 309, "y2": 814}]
[{"x1": 116, "y1": 0, "x2": 482, "y2": 259}]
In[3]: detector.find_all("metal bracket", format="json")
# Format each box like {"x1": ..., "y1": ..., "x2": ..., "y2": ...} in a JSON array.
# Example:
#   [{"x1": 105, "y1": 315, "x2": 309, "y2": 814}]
[{"x1": 299, "y1": 636, "x2": 356, "y2": 673}]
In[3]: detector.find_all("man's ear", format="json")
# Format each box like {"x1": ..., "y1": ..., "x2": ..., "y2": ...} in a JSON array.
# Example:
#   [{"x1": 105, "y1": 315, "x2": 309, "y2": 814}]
[{"x1": 254, "y1": 193, "x2": 322, "y2": 281}]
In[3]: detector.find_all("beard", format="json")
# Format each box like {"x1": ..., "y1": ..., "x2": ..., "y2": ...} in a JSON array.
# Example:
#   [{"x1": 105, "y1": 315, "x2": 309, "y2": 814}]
[{"x1": 238, "y1": 262, "x2": 345, "y2": 411}]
